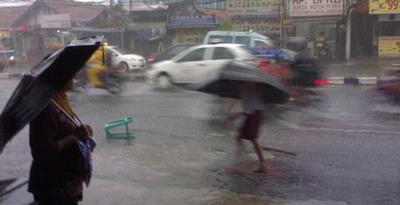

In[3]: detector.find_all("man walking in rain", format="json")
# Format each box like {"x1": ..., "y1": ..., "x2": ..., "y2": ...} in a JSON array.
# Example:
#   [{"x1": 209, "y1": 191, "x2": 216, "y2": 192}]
[{"x1": 226, "y1": 82, "x2": 267, "y2": 173}]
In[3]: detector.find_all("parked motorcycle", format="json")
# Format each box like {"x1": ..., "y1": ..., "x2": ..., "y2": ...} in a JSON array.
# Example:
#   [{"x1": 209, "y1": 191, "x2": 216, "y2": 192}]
[{"x1": 73, "y1": 66, "x2": 126, "y2": 94}]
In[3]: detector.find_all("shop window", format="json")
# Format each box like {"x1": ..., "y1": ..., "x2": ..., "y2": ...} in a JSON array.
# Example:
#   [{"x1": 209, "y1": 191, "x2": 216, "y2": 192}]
[
  {"x1": 212, "y1": 47, "x2": 234, "y2": 60},
  {"x1": 179, "y1": 48, "x2": 206, "y2": 62},
  {"x1": 375, "y1": 21, "x2": 400, "y2": 36}
]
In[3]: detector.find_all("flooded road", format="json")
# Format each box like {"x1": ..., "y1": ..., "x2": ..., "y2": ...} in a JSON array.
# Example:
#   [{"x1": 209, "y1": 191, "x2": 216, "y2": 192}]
[{"x1": 0, "y1": 80, "x2": 399, "y2": 205}]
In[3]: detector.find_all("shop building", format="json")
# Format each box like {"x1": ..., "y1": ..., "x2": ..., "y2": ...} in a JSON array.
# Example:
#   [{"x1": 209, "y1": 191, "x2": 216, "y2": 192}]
[
  {"x1": 0, "y1": 5, "x2": 29, "y2": 52},
  {"x1": 128, "y1": 0, "x2": 225, "y2": 56},
  {"x1": 287, "y1": 0, "x2": 344, "y2": 58},
  {"x1": 11, "y1": 0, "x2": 105, "y2": 64},
  {"x1": 227, "y1": 0, "x2": 282, "y2": 44},
  {"x1": 368, "y1": 0, "x2": 400, "y2": 58}
]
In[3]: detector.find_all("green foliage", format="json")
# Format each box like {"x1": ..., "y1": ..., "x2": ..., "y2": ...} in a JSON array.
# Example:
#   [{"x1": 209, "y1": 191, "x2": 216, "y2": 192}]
[{"x1": 217, "y1": 19, "x2": 234, "y2": 31}]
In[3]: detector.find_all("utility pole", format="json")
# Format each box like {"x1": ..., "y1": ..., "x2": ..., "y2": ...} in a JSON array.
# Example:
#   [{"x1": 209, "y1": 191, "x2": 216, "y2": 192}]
[
  {"x1": 345, "y1": 0, "x2": 356, "y2": 60},
  {"x1": 279, "y1": 1, "x2": 285, "y2": 48}
]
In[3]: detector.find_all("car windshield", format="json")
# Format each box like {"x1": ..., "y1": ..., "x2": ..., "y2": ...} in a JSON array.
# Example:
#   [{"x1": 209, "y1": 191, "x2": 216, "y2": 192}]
[{"x1": 168, "y1": 45, "x2": 193, "y2": 56}]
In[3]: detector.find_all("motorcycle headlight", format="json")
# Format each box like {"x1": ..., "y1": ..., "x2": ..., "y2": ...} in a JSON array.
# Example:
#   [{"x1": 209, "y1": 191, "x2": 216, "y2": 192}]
[{"x1": 9, "y1": 56, "x2": 15, "y2": 61}]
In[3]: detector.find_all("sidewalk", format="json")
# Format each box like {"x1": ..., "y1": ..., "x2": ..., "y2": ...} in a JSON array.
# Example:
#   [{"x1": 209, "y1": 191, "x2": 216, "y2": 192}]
[
  {"x1": 319, "y1": 57, "x2": 399, "y2": 85},
  {"x1": 323, "y1": 57, "x2": 399, "y2": 78}
]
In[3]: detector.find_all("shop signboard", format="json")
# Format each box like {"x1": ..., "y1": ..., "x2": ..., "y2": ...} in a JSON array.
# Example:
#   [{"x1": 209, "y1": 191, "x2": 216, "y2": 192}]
[
  {"x1": 289, "y1": 0, "x2": 344, "y2": 17},
  {"x1": 167, "y1": 15, "x2": 217, "y2": 29},
  {"x1": 227, "y1": 0, "x2": 281, "y2": 15},
  {"x1": 0, "y1": 30, "x2": 10, "y2": 38},
  {"x1": 233, "y1": 19, "x2": 280, "y2": 34},
  {"x1": 369, "y1": 0, "x2": 400, "y2": 14},
  {"x1": 39, "y1": 14, "x2": 71, "y2": 29},
  {"x1": 378, "y1": 36, "x2": 400, "y2": 57}
]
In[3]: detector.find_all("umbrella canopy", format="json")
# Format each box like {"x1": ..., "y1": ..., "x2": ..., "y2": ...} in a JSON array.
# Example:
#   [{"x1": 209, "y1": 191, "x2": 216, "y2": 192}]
[
  {"x1": 189, "y1": 60, "x2": 289, "y2": 104},
  {"x1": 0, "y1": 36, "x2": 102, "y2": 153}
]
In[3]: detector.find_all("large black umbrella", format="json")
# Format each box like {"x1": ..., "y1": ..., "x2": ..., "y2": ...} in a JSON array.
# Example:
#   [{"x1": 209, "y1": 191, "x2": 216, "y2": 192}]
[
  {"x1": 0, "y1": 36, "x2": 102, "y2": 153},
  {"x1": 188, "y1": 60, "x2": 289, "y2": 104}
]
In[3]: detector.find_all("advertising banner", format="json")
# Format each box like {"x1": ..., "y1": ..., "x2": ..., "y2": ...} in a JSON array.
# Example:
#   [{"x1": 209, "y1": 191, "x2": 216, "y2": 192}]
[
  {"x1": 378, "y1": 36, "x2": 400, "y2": 57},
  {"x1": 227, "y1": 0, "x2": 282, "y2": 15},
  {"x1": 135, "y1": 28, "x2": 166, "y2": 41},
  {"x1": 289, "y1": 0, "x2": 344, "y2": 17},
  {"x1": 232, "y1": 19, "x2": 280, "y2": 34},
  {"x1": 369, "y1": 0, "x2": 400, "y2": 14}
]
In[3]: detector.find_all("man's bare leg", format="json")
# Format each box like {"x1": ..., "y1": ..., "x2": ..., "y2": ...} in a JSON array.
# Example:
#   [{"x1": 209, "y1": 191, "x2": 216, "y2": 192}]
[{"x1": 251, "y1": 139, "x2": 267, "y2": 172}]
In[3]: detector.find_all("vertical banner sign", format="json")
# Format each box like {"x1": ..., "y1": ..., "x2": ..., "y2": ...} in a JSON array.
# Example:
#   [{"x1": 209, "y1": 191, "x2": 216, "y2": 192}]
[
  {"x1": 289, "y1": 0, "x2": 344, "y2": 17},
  {"x1": 369, "y1": 0, "x2": 400, "y2": 14},
  {"x1": 378, "y1": 36, "x2": 400, "y2": 57}
]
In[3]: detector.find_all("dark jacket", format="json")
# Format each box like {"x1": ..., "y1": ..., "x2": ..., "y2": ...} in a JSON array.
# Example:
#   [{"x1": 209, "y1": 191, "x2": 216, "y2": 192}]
[{"x1": 28, "y1": 102, "x2": 88, "y2": 201}]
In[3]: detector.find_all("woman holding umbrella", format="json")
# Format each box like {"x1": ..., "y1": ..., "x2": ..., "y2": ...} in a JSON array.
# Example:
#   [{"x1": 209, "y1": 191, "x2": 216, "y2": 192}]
[{"x1": 28, "y1": 80, "x2": 94, "y2": 205}]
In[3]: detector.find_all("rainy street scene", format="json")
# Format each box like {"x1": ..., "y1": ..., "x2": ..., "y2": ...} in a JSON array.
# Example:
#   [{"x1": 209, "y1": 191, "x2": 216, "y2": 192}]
[{"x1": 0, "y1": 0, "x2": 399, "y2": 205}]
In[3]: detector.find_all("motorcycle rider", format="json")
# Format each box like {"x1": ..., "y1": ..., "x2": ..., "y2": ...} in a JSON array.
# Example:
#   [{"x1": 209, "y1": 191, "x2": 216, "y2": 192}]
[
  {"x1": 315, "y1": 32, "x2": 327, "y2": 59},
  {"x1": 86, "y1": 43, "x2": 111, "y2": 88}
]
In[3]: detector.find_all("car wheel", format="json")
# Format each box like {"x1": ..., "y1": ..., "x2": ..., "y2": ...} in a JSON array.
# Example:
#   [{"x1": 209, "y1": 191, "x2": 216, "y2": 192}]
[
  {"x1": 157, "y1": 73, "x2": 172, "y2": 89},
  {"x1": 119, "y1": 62, "x2": 129, "y2": 72}
]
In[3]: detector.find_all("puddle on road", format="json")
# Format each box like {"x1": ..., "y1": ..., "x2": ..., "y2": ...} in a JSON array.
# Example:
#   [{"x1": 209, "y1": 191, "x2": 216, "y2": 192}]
[
  {"x1": 191, "y1": 190, "x2": 283, "y2": 205},
  {"x1": 208, "y1": 157, "x2": 313, "y2": 199}
]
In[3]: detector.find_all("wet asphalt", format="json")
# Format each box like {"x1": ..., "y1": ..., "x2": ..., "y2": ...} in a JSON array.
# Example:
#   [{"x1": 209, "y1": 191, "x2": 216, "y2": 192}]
[{"x1": 0, "y1": 79, "x2": 399, "y2": 205}]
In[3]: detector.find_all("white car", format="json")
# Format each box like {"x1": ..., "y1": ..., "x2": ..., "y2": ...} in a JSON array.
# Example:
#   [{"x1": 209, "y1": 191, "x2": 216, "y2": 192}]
[
  {"x1": 146, "y1": 44, "x2": 256, "y2": 87},
  {"x1": 107, "y1": 46, "x2": 146, "y2": 71}
]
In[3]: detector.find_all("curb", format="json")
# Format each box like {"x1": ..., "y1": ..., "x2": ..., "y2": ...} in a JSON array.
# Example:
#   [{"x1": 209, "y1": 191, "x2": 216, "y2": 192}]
[
  {"x1": 327, "y1": 77, "x2": 378, "y2": 85},
  {"x1": 0, "y1": 73, "x2": 24, "y2": 80}
]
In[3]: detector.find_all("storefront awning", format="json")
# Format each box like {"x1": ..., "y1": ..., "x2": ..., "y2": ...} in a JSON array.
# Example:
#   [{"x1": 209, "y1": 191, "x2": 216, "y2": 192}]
[{"x1": 290, "y1": 16, "x2": 343, "y2": 23}]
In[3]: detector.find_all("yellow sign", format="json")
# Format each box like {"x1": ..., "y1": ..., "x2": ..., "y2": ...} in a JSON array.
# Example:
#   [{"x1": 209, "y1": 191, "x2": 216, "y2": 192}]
[
  {"x1": 0, "y1": 30, "x2": 10, "y2": 38},
  {"x1": 378, "y1": 36, "x2": 400, "y2": 57},
  {"x1": 370, "y1": 0, "x2": 400, "y2": 14}
]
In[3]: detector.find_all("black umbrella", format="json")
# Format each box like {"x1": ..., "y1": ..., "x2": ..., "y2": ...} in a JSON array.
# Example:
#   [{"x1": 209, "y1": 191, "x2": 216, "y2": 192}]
[
  {"x1": 0, "y1": 36, "x2": 102, "y2": 153},
  {"x1": 188, "y1": 60, "x2": 289, "y2": 104}
]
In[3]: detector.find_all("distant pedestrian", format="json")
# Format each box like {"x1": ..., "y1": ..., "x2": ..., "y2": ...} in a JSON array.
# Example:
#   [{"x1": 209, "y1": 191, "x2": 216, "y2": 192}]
[
  {"x1": 315, "y1": 32, "x2": 327, "y2": 59},
  {"x1": 225, "y1": 82, "x2": 267, "y2": 172},
  {"x1": 28, "y1": 80, "x2": 94, "y2": 205}
]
